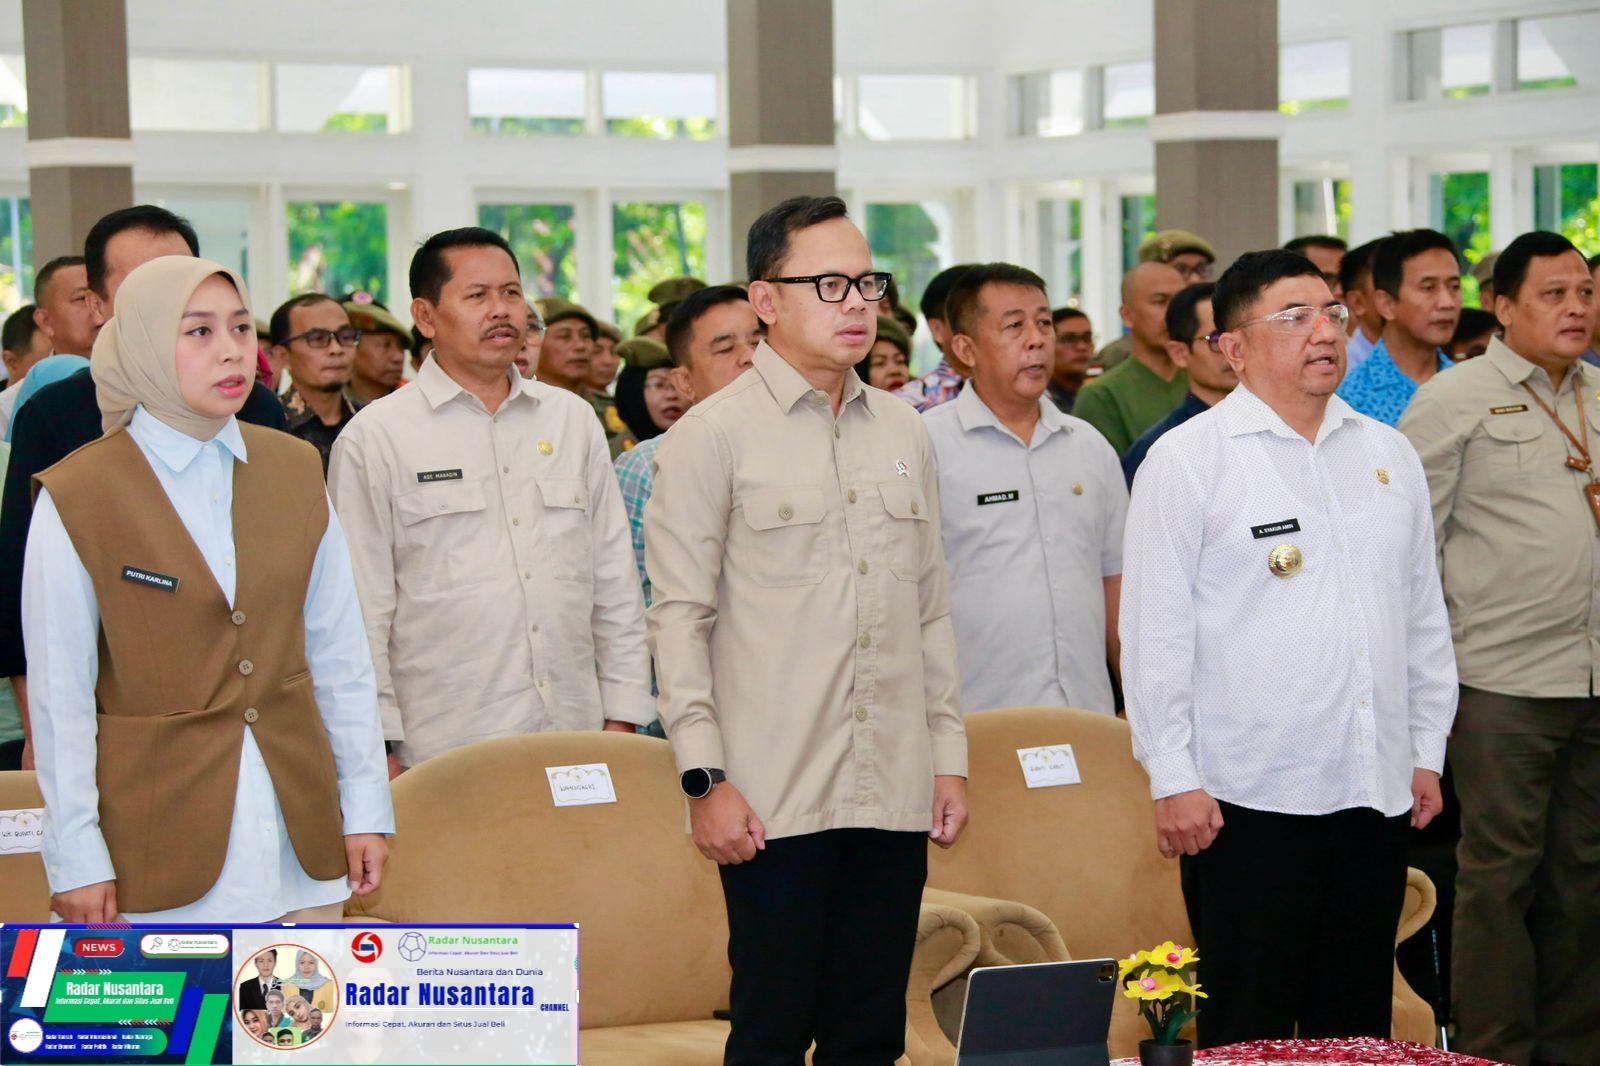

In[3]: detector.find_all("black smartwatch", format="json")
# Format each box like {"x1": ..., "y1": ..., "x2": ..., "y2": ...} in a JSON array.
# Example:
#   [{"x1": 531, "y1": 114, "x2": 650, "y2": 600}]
[{"x1": 680, "y1": 768, "x2": 726, "y2": 799}]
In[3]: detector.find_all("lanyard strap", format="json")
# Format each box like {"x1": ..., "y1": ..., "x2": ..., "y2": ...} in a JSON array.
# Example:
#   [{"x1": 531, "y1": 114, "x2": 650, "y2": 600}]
[{"x1": 1521, "y1": 380, "x2": 1593, "y2": 474}]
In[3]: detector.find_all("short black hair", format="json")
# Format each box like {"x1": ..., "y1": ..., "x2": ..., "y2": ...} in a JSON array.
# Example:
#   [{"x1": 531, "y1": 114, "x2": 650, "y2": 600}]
[
  {"x1": 34, "y1": 255, "x2": 86, "y2": 306},
  {"x1": 1284, "y1": 235, "x2": 1348, "y2": 255},
  {"x1": 269, "y1": 293, "x2": 340, "y2": 346},
  {"x1": 1450, "y1": 307, "x2": 1498, "y2": 348},
  {"x1": 665, "y1": 284, "x2": 751, "y2": 367},
  {"x1": 83, "y1": 205, "x2": 199, "y2": 298},
  {"x1": 1052, "y1": 306, "x2": 1089, "y2": 326},
  {"x1": 2, "y1": 304, "x2": 39, "y2": 356},
  {"x1": 1165, "y1": 282, "x2": 1217, "y2": 345},
  {"x1": 1337, "y1": 238, "x2": 1383, "y2": 296},
  {"x1": 1372, "y1": 229, "x2": 1459, "y2": 299},
  {"x1": 1213, "y1": 249, "x2": 1326, "y2": 332},
  {"x1": 745, "y1": 196, "x2": 849, "y2": 283},
  {"x1": 1588, "y1": 252, "x2": 1600, "y2": 272},
  {"x1": 944, "y1": 263, "x2": 1048, "y2": 337},
  {"x1": 1493, "y1": 231, "x2": 1584, "y2": 302},
  {"x1": 920, "y1": 263, "x2": 978, "y2": 322},
  {"x1": 409, "y1": 227, "x2": 520, "y2": 305}
]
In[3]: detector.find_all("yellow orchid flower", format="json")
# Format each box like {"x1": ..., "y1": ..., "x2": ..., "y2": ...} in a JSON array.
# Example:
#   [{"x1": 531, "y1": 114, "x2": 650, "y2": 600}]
[
  {"x1": 1147, "y1": 940, "x2": 1199, "y2": 970},
  {"x1": 1178, "y1": 980, "x2": 1208, "y2": 999},
  {"x1": 1117, "y1": 951, "x2": 1149, "y2": 980},
  {"x1": 1123, "y1": 969, "x2": 1185, "y2": 1001}
]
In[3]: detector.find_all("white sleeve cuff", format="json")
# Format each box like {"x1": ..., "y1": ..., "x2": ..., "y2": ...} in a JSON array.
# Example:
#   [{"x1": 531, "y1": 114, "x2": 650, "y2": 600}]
[{"x1": 1143, "y1": 748, "x2": 1204, "y2": 801}]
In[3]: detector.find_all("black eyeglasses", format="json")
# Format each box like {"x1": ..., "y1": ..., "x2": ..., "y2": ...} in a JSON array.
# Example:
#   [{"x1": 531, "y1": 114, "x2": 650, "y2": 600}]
[
  {"x1": 765, "y1": 272, "x2": 893, "y2": 304},
  {"x1": 282, "y1": 327, "x2": 362, "y2": 349}
]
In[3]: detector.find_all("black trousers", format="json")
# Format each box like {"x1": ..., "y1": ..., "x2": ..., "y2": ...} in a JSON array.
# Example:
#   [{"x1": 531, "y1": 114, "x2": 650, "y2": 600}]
[
  {"x1": 718, "y1": 828, "x2": 927, "y2": 1066},
  {"x1": 1181, "y1": 802, "x2": 1409, "y2": 1048}
]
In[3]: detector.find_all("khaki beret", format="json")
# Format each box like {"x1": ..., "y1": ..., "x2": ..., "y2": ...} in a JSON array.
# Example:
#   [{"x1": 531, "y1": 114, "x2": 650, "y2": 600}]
[
  {"x1": 647, "y1": 276, "x2": 708, "y2": 305},
  {"x1": 873, "y1": 315, "x2": 912, "y2": 358},
  {"x1": 615, "y1": 336, "x2": 673, "y2": 370},
  {"x1": 342, "y1": 300, "x2": 408, "y2": 339},
  {"x1": 1138, "y1": 229, "x2": 1217, "y2": 265},
  {"x1": 632, "y1": 307, "x2": 663, "y2": 337},
  {"x1": 1469, "y1": 251, "x2": 1500, "y2": 285},
  {"x1": 535, "y1": 297, "x2": 598, "y2": 336},
  {"x1": 595, "y1": 320, "x2": 624, "y2": 344}
]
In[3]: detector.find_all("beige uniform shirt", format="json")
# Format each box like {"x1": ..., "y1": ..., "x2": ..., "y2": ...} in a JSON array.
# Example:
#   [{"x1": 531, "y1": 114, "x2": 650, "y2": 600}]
[
  {"x1": 645, "y1": 341, "x2": 967, "y2": 840},
  {"x1": 330, "y1": 356, "x2": 654, "y2": 767},
  {"x1": 1399, "y1": 337, "x2": 1600, "y2": 698}
]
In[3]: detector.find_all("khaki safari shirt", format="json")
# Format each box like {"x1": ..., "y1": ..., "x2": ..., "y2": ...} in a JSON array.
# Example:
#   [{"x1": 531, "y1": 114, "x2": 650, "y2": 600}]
[
  {"x1": 1400, "y1": 337, "x2": 1600, "y2": 698},
  {"x1": 644, "y1": 341, "x2": 967, "y2": 840}
]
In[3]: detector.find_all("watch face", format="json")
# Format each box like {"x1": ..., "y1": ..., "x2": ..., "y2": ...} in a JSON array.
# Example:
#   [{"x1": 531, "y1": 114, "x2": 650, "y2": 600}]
[{"x1": 681, "y1": 768, "x2": 712, "y2": 799}]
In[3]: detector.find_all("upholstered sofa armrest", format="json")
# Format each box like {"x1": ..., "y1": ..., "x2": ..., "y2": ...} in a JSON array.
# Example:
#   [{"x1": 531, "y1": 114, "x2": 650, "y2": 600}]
[
  {"x1": 905, "y1": 900, "x2": 982, "y2": 1066},
  {"x1": 1390, "y1": 867, "x2": 1440, "y2": 1048},
  {"x1": 922, "y1": 887, "x2": 1070, "y2": 968}
]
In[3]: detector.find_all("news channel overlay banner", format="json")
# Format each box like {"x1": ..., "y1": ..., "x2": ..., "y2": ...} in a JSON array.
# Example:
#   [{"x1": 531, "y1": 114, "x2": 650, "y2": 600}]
[{"x1": 0, "y1": 924, "x2": 578, "y2": 1065}]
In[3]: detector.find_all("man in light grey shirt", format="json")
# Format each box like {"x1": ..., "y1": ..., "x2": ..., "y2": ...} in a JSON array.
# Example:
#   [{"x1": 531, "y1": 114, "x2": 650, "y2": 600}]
[{"x1": 924, "y1": 263, "x2": 1126, "y2": 715}]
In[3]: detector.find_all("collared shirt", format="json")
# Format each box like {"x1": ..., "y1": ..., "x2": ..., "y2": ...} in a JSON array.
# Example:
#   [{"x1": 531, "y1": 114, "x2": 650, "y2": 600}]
[
  {"x1": 1071, "y1": 355, "x2": 1188, "y2": 455},
  {"x1": 924, "y1": 385, "x2": 1126, "y2": 715},
  {"x1": 1399, "y1": 336, "x2": 1600, "y2": 698},
  {"x1": 613, "y1": 435, "x2": 662, "y2": 607},
  {"x1": 281, "y1": 386, "x2": 362, "y2": 475},
  {"x1": 1346, "y1": 327, "x2": 1379, "y2": 373},
  {"x1": 1121, "y1": 387, "x2": 1457, "y2": 817},
  {"x1": 645, "y1": 341, "x2": 966, "y2": 840},
  {"x1": 329, "y1": 355, "x2": 653, "y2": 768},
  {"x1": 1123, "y1": 392, "x2": 1211, "y2": 487},
  {"x1": 894, "y1": 359, "x2": 965, "y2": 412},
  {"x1": 1336, "y1": 339, "x2": 1452, "y2": 427},
  {"x1": 24, "y1": 407, "x2": 393, "y2": 921}
]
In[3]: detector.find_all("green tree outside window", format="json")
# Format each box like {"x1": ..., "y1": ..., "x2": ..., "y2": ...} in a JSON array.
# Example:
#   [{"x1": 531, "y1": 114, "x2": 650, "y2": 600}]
[
  {"x1": 478, "y1": 203, "x2": 579, "y2": 300},
  {"x1": 286, "y1": 201, "x2": 387, "y2": 302},
  {"x1": 612, "y1": 201, "x2": 706, "y2": 333}
]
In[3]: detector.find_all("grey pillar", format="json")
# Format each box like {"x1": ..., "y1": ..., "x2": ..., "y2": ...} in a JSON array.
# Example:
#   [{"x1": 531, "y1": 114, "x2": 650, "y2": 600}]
[
  {"x1": 1152, "y1": 0, "x2": 1281, "y2": 269},
  {"x1": 725, "y1": 0, "x2": 836, "y2": 278},
  {"x1": 22, "y1": 0, "x2": 133, "y2": 262}
]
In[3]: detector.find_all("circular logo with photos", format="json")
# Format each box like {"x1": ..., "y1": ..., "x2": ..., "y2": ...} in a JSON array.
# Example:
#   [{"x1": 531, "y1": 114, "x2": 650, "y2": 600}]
[{"x1": 233, "y1": 943, "x2": 339, "y2": 1052}]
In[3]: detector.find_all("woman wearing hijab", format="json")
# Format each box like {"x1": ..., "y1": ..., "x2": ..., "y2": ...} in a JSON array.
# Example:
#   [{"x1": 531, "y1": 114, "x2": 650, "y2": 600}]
[
  {"x1": 23, "y1": 256, "x2": 393, "y2": 924},
  {"x1": 610, "y1": 336, "x2": 685, "y2": 451},
  {"x1": 284, "y1": 950, "x2": 335, "y2": 1013}
]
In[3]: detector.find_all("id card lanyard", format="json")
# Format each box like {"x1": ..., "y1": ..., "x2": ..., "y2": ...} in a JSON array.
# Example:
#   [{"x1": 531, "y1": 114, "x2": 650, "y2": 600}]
[{"x1": 1521, "y1": 379, "x2": 1600, "y2": 532}]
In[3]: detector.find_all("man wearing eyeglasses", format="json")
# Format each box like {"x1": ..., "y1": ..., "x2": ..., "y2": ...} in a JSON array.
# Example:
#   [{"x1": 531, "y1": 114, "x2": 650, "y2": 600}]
[
  {"x1": 645, "y1": 195, "x2": 966, "y2": 1064},
  {"x1": 268, "y1": 294, "x2": 363, "y2": 475},
  {"x1": 1050, "y1": 306, "x2": 1095, "y2": 413},
  {"x1": 1121, "y1": 249, "x2": 1457, "y2": 1045},
  {"x1": 1400, "y1": 232, "x2": 1600, "y2": 1066},
  {"x1": 1121, "y1": 282, "x2": 1235, "y2": 487}
]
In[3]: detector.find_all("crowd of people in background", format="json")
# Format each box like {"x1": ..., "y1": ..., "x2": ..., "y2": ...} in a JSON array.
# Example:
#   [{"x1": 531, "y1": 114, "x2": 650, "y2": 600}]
[{"x1": 1, "y1": 195, "x2": 1597, "y2": 1066}]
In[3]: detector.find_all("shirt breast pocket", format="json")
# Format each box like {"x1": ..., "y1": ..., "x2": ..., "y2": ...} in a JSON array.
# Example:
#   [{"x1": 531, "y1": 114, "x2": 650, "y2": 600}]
[
  {"x1": 878, "y1": 481, "x2": 929, "y2": 581},
  {"x1": 395, "y1": 478, "x2": 490, "y2": 593},
  {"x1": 536, "y1": 476, "x2": 593, "y2": 582},
  {"x1": 1469, "y1": 415, "x2": 1543, "y2": 475},
  {"x1": 736, "y1": 485, "x2": 828, "y2": 587}
]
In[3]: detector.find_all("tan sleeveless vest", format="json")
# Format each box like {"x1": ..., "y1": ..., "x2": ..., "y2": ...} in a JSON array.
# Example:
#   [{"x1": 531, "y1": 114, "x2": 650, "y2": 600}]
[{"x1": 37, "y1": 424, "x2": 347, "y2": 912}]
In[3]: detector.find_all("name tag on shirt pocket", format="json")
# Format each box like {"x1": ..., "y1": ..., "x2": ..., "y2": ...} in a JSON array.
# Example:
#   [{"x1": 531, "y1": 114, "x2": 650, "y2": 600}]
[
  {"x1": 395, "y1": 478, "x2": 488, "y2": 526},
  {"x1": 1016, "y1": 745, "x2": 1082, "y2": 788}
]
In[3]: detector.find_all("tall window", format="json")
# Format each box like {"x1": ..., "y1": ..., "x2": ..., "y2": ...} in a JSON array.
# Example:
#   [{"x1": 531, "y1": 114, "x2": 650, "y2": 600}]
[
  {"x1": 469, "y1": 69, "x2": 587, "y2": 136},
  {"x1": 285, "y1": 200, "x2": 388, "y2": 301},
  {"x1": 478, "y1": 203, "x2": 580, "y2": 300},
  {"x1": 0, "y1": 56, "x2": 27, "y2": 128},
  {"x1": 0, "y1": 195, "x2": 31, "y2": 314},
  {"x1": 612, "y1": 201, "x2": 707, "y2": 332},
  {"x1": 1036, "y1": 199, "x2": 1083, "y2": 307},
  {"x1": 857, "y1": 75, "x2": 972, "y2": 141},
  {"x1": 1405, "y1": 24, "x2": 1493, "y2": 101},
  {"x1": 1009, "y1": 71, "x2": 1086, "y2": 138},
  {"x1": 603, "y1": 73, "x2": 716, "y2": 140},
  {"x1": 1428, "y1": 171, "x2": 1489, "y2": 304},
  {"x1": 1280, "y1": 41, "x2": 1351, "y2": 114},
  {"x1": 865, "y1": 201, "x2": 957, "y2": 371},
  {"x1": 1119, "y1": 194, "x2": 1157, "y2": 273},
  {"x1": 275, "y1": 65, "x2": 401, "y2": 133},
  {"x1": 1532, "y1": 163, "x2": 1599, "y2": 248},
  {"x1": 1101, "y1": 62, "x2": 1154, "y2": 129},
  {"x1": 1292, "y1": 179, "x2": 1352, "y2": 241}
]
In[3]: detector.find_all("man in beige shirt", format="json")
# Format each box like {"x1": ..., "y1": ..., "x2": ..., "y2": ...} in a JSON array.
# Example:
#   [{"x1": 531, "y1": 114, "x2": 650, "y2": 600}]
[
  {"x1": 645, "y1": 196, "x2": 967, "y2": 1064},
  {"x1": 330, "y1": 228, "x2": 653, "y2": 772},
  {"x1": 1399, "y1": 231, "x2": 1600, "y2": 1066}
]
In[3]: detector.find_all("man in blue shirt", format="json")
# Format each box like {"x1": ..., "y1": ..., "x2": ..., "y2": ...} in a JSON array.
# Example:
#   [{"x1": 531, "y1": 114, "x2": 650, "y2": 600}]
[
  {"x1": 1123, "y1": 283, "x2": 1235, "y2": 487},
  {"x1": 1337, "y1": 230, "x2": 1460, "y2": 427}
]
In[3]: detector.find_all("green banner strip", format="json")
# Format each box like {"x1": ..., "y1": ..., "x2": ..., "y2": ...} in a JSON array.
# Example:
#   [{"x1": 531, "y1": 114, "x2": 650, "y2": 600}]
[{"x1": 184, "y1": 993, "x2": 229, "y2": 1066}]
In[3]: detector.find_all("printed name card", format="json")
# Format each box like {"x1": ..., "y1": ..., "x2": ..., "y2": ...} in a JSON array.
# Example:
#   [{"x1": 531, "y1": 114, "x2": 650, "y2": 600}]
[
  {"x1": 1016, "y1": 745, "x2": 1082, "y2": 789},
  {"x1": 544, "y1": 764, "x2": 618, "y2": 807},
  {"x1": 0, "y1": 808, "x2": 45, "y2": 853}
]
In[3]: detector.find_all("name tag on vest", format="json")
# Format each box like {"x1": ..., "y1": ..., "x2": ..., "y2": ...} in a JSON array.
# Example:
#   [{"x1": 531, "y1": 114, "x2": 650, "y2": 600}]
[
  {"x1": 121, "y1": 566, "x2": 179, "y2": 592},
  {"x1": 1250, "y1": 518, "x2": 1301, "y2": 539},
  {"x1": 977, "y1": 490, "x2": 1020, "y2": 506},
  {"x1": 416, "y1": 468, "x2": 464, "y2": 483}
]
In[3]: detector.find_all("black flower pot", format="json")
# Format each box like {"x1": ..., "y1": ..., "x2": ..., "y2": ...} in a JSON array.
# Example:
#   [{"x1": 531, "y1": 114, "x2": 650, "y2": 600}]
[{"x1": 1139, "y1": 1039, "x2": 1194, "y2": 1066}]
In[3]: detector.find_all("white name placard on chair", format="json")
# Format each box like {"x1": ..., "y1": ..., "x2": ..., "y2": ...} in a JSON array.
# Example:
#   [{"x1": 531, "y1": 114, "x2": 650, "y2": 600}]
[
  {"x1": 0, "y1": 808, "x2": 45, "y2": 852},
  {"x1": 1016, "y1": 745, "x2": 1082, "y2": 789},
  {"x1": 545, "y1": 763, "x2": 618, "y2": 806}
]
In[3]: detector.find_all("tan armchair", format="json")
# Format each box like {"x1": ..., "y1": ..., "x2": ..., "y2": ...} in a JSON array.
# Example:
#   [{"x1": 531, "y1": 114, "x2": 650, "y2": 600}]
[
  {"x1": 924, "y1": 708, "x2": 1440, "y2": 1054},
  {"x1": 0, "y1": 771, "x2": 51, "y2": 923},
  {"x1": 347, "y1": 731, "x2": 978, "y2": 1065}
]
